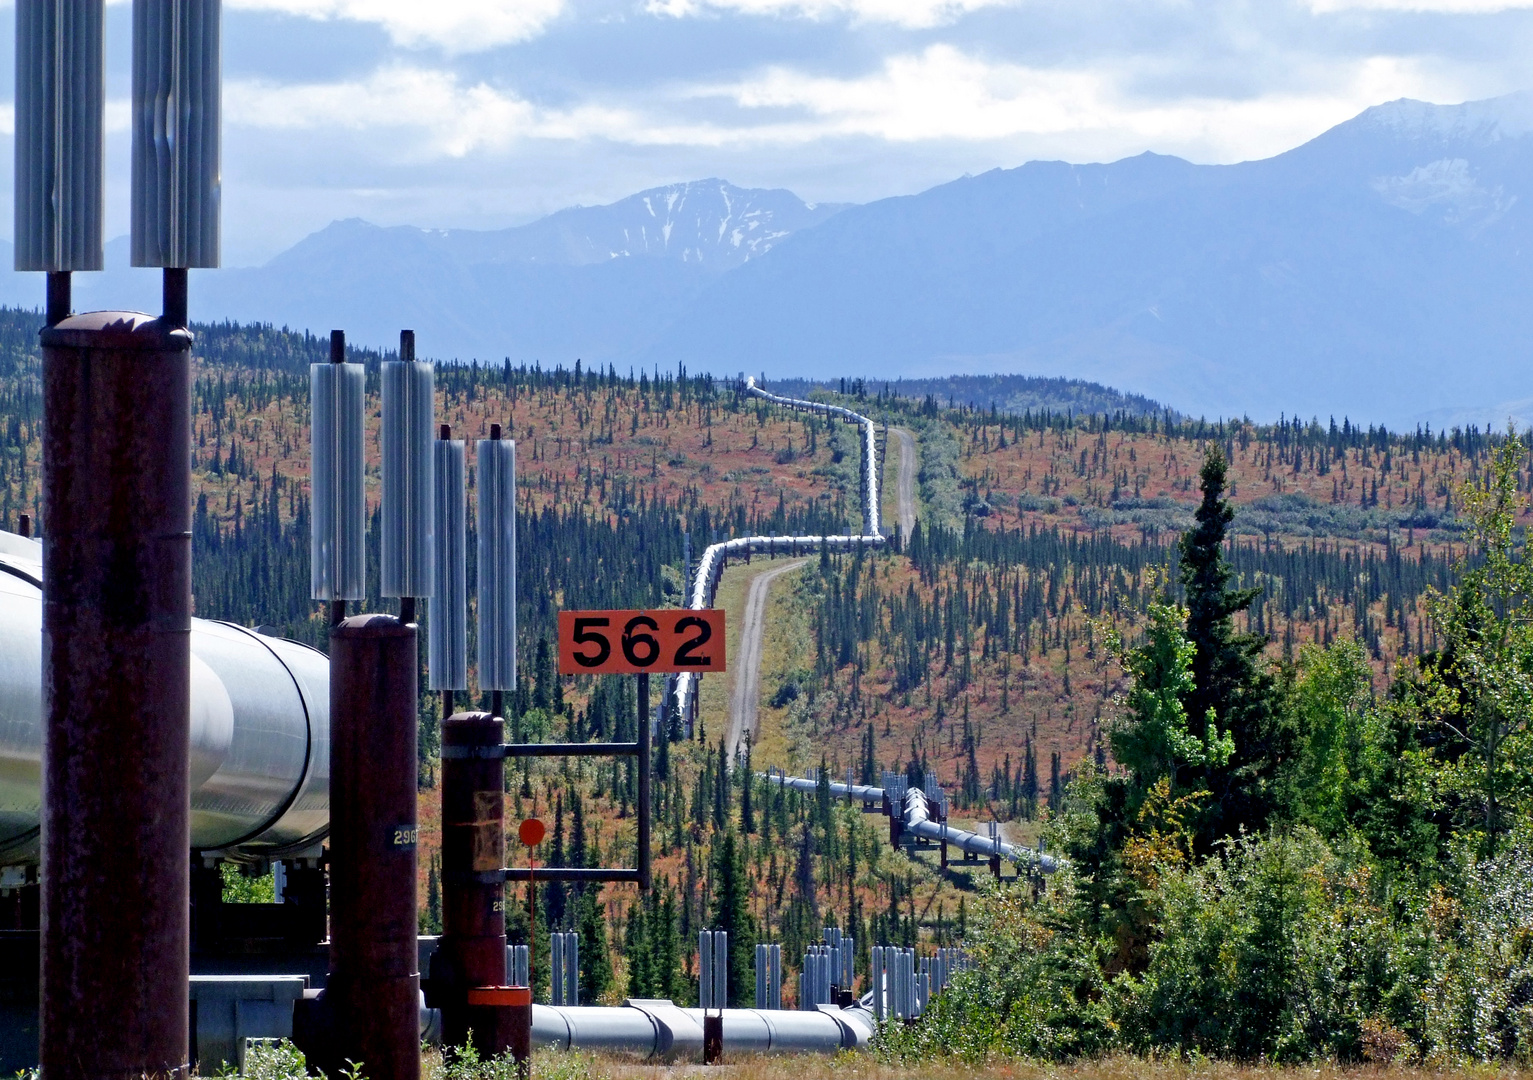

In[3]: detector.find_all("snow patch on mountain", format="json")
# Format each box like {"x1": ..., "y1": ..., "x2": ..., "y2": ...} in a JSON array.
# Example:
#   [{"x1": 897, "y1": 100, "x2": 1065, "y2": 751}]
[
  {"x1": 1373, "y1": 158, "x2": 1515, "y2": 229},
  {"x1": 1357, "y1": 92, "x2": 1533, "y2": 146}
]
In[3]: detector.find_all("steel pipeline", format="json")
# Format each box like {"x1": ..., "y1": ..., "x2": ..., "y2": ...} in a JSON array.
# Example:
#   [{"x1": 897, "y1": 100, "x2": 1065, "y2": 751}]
[
  {"x1": 763, "y1": 770, "x2": 1059, "y2": 872},
  {"x1": 0, "y1": 529, "x2": 330, "y2": 865},
  {"x1": 674, "y1": 378, "x2": 886, "y2": 721},
  {"x1": 528, "y1": 1000, "x2": 874, "y2": 1057}
]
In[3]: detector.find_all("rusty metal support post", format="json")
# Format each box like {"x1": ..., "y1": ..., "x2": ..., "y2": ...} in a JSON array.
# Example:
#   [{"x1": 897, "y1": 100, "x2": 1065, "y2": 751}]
[
  {"x1": 637, "y1": 671, "x2": 651, "y2": 892},
  {"x1": 301, "y1": 614, "x2": 420, "y2": 1080},
  {"x1": 433, "y1": 711, "x2": 508, "y2": 1055},
  {"x1": 40, "y1": 312, "x2": 193, "y2": 1080},
  {"x1": 504, "y1": 993, "x2": 532, "y2": 1078},
  {"x1": 703, "y1": 1012, "x2": 723, "y2": 1064}
]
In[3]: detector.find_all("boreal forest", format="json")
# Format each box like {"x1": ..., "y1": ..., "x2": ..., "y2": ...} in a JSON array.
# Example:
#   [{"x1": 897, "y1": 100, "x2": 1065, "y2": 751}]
[{"x1": 1, "y1": 306, "x2": 1529, "y2": 1064}]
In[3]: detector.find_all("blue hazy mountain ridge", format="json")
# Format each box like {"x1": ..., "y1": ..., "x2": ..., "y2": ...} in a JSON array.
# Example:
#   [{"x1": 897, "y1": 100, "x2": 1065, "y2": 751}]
[
  {"x1": 191, "y1": 178, "x2": 847, "y2": 362},
  {"x1": 643, "y1": 93, "x2": 1533, "y2": 426},
  {"x1": 5, "y1": 95, "x2": 1533, "y2": 426},
  {"x1": 0, "y1": 179, "x2": 845, "y2": 363}
]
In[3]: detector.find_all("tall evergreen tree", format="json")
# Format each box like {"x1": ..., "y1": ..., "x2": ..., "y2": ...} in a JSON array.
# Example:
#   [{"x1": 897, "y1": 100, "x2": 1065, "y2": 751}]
[
  {"x1": 1179, "y1": 447, "x2": 1281, "y2": 839},
  {"x1": 625, "y1": 901, "x2": 653, "y2": 996},
  {"x1": 709, "y1": 827, "x2": 758, "y2": 1006},
  {"x1": 545, "y1": 793, "x2": 566, "y2": 927},
  {"x1": 740, "y1": 735, "x2": 755, "y2": 834}
]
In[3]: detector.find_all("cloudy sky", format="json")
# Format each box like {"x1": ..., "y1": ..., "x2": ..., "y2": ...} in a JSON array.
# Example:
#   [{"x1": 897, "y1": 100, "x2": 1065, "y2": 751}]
[{"x1": 5, "y1": 0, "x2": 1533, "y2": 265}]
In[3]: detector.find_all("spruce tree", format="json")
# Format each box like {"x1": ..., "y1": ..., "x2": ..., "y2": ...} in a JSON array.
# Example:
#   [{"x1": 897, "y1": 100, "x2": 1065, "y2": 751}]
[
  {"x1": 545, "y1": 793, "x2": 566, "y2": 928},
  {"x1": 741, "y1": 735, "x2": 755, "y2": 834},
  {"x1": 576, "y1": 888, "x2": 613, "y2": 1004},
  {"x1": 625, "y1": 901, "x2": 652, "y2": 996},
  {"x1": 1179, "y1": 447, "x2": 1280, "y2": 839},
  {"x1": 709, "y1": 827, "x2": 758, "y2": 1006},
  {"x1": 652, "y1": 887, "x2": 683, "y2": 1003}
]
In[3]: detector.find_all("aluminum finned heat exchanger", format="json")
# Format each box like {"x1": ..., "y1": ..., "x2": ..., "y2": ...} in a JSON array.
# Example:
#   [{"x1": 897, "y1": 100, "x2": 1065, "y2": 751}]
[{"x1": 0, "y1": 530, "x2": 330, "y2": 865}]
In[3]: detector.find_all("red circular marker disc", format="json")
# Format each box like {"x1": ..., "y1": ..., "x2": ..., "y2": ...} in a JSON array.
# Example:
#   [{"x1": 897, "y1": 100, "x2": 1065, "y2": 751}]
[{"x1": 518, "y1": 818, "x2": 545, "y2": 846}]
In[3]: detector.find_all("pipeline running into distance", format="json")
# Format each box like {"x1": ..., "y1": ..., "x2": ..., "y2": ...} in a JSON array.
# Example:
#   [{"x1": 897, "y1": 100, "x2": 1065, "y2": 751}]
[
  {"x1": 763, "y1": 770, "x2": 1059, "y2": 873},
  {"x1": 673, "y1": 377, "x2": 886, "y2": 721}
]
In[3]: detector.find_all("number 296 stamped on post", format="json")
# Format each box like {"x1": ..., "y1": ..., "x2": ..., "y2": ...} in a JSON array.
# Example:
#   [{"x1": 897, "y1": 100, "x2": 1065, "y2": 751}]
[{"x1": 557, "y1": 609, "x2": 727, "y2": 675}]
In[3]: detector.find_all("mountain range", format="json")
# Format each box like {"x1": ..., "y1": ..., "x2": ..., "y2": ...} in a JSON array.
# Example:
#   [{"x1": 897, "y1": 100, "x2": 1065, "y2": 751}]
[{"x1": 7, "y1": 93, "x2": 1533, "y2": 428}]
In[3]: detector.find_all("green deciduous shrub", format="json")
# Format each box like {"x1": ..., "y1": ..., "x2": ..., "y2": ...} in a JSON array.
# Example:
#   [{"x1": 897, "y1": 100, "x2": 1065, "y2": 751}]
[
  {"x1": 1119, "y1": 829, "x2": 1406, "y2": 1061},
  {"x1": 877, "y1": 833, "x2": 1533, "y2": 1065},
  {"x1": 875, "y1": 874, "x2": 1116, "y2": 1064}
]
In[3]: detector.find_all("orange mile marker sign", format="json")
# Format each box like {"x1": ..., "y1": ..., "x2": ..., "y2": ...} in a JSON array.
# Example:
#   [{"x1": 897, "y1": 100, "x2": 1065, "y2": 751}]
[{"x1": 558, "y1": 609, "x2": 726, "y2": 675}]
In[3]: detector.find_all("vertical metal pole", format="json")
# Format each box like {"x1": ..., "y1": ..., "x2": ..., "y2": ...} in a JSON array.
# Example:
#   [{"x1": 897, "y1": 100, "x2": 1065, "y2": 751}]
[
  {"x1": 527, "y1": 854, "x2": 536, "y2": 1001},
  {"x1": 637, "y1": 671, "x2": 651, "y2": 892},
  {"x1": 308, "y1": 615, "x2": 420, "y2": 1080},
  {"x1": 163, "y1": 267, "x2": 187, "y2": 327},
  {"x1": 40, "y1": 314, "x2": 193, "y2": 1080},
  {"x1": 45, "y1": 273, "x2": 71, "y2": 327},
  {"x1": 434, "y1": 711, "x2": 507, "y2": 1055}
]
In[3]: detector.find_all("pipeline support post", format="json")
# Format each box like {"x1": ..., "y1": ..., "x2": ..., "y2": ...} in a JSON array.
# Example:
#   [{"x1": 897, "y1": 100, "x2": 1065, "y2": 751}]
[
  {"x1": 431, "y1": 711, "x2": 509, "y2": 1057},
  {"x1": 296, "y1": 615, "x2": 420, "y2": 1080},
  {"x1": 637, "y1": 671, "x2": 651, "y2": 892},
  {"x1": 41, "y1": 313, "x2": 193, "y2": 1080},
  {"x1": 703, "y1": 1014, "x2": 724, "y2": 1065}
]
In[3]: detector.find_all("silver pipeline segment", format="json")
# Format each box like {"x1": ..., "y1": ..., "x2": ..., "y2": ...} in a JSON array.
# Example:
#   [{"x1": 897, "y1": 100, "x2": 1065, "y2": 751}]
[
  {"x1": 742, "y1": 379, "x2": 882, "y2": 540},
  {"x1": 763, "y1": 769, "x2": 1059, "y2": 873},
  {"x1": 530, "y1": 1000, "x2": 874, "y2": 1057},
  {"x1": 0, "y1": 532, "x2": 330, "y2": 863},
  {"x1": 674, "y1": 377, "x2": 887, "y2": 722}
]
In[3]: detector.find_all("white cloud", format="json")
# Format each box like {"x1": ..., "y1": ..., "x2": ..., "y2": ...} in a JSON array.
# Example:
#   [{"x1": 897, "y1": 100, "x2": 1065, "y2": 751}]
[
  {"x1": 229, "y1": 67, "x2": 552, "y2": 155},
  {"x1": 645, "y1": 0, "x2": 1011, "y2": 29},
  {"x1": 1304, "y1": 0, "x2": 1533, "y2": 10},
  {"x1": 221, "y1": 47, "x2": 1474, "y2": 169},
  {"x1": 702, "y1": 46, "x2": 1460, "y2": 161},
  {"x1": 224, "y1": 0, "x2": 565, "y2": 52},
  {"x1": 224, "y1": 66, "x2": 735, "y2": 155}
]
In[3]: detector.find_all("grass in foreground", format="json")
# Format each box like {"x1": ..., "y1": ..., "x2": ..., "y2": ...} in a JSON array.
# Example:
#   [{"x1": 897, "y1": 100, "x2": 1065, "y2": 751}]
[{"x1": 235, "y1": 1041, "x2": 1533, "y2": 1080}]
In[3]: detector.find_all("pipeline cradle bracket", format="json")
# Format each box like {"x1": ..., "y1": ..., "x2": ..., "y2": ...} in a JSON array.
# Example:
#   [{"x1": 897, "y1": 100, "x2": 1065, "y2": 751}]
[
  {"x1": 447, "y1": 710, "x2": 653, "y2": 891},
  {"x1": 500, "y1": 868, "x2": 642, "y2": 883},
  {"x1": 440, "y1": 741, "x2": 641, "y2": 760}
]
